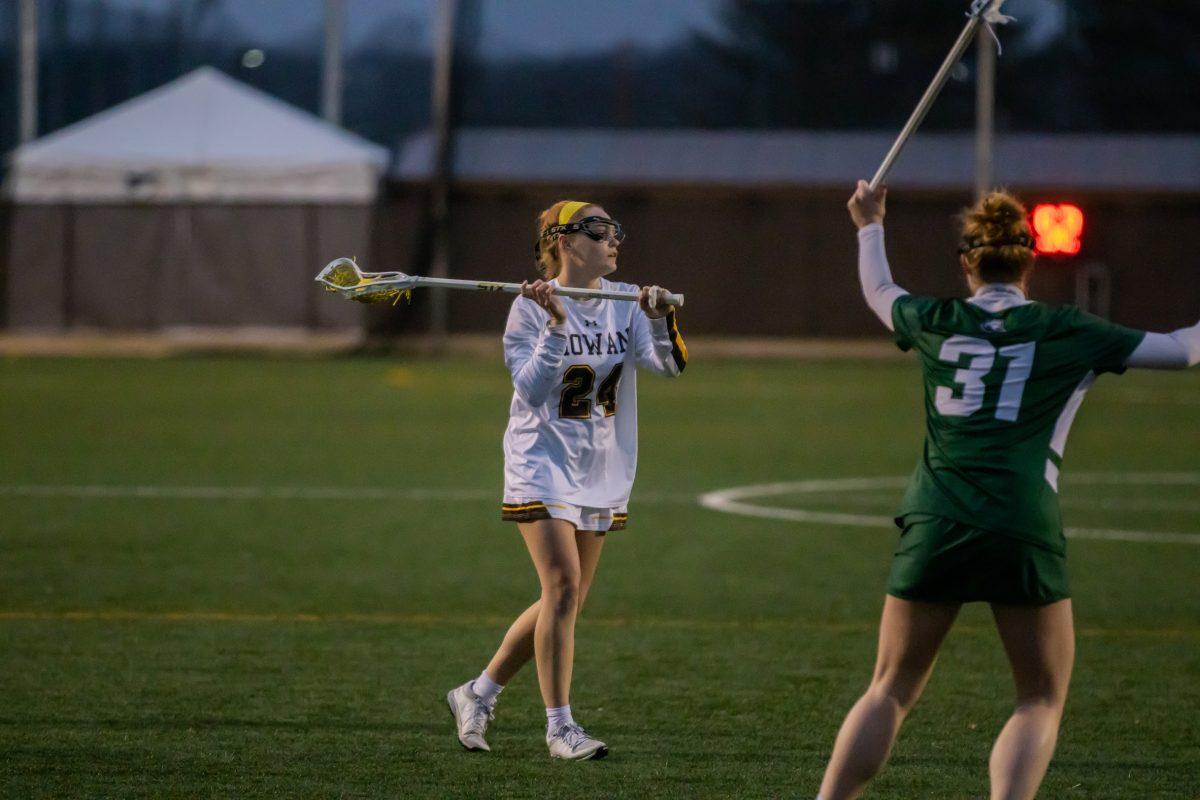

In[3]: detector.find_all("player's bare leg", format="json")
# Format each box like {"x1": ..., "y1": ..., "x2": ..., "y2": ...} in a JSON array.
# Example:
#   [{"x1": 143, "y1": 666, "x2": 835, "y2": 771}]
[
  {"x1": 484, "y1": 602, "x2": 539, "y2": 686},
  {"x1": 485, "y1": 530, "x2": 606, "y2": 685},
  {"x1": 574, "y1": 530, "x2": 606, "y2": 609},
  {"x1": 518, "y1": 518, "x2": 588, "y2": 707},
  {"x1": 451, "y1": 529, "x2": 604, "y2": 752},
  {"x1": 515, "y1": 521, "x2": 608, "y2": 759},
  {"x1": 819, "y1": 596, "x2": 960, "y2": 800},
  {"x1": 988, "y1": 599, "x2": 1074, "y2": 800}
]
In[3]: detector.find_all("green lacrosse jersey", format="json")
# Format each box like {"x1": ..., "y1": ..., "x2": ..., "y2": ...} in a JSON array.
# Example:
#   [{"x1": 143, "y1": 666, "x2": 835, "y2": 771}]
[{"x1": 892, "y1": 289, "x2": 1145, "y2": 551}]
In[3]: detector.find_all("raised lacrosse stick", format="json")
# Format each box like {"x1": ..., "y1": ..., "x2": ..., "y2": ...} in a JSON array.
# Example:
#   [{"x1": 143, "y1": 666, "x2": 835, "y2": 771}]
[
  {"x1": 869, "y1": 0, "x2": 1015, "y2": 191},
  {"x1": 315, "y1": 257, "x2": 685, "y2": 307}
]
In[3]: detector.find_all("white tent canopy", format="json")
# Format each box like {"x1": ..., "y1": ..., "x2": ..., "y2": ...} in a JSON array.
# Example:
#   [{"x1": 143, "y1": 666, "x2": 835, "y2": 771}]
[{"x1": 7, "y1": 67, "x2": 390, "y2": 203}]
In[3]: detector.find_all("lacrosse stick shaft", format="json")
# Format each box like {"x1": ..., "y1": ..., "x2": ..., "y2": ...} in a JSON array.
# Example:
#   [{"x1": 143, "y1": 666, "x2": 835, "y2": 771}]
[
  {"x1": 868, "y1": 12, "x2": 986, "y2": 192},
  {"x1": 409, "y1": 276, "x2": 684, "y2": 307}
]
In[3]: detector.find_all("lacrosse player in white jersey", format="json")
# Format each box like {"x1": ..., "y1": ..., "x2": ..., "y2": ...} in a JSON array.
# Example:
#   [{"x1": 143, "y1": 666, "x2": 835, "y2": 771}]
[{"x1": 446, "y1": 200, "x2": 687, "y2": 760}]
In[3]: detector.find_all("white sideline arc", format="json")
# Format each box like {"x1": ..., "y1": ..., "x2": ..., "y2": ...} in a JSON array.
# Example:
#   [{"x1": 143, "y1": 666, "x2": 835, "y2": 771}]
[{"x1": 697, "y1": 473, "x2": 1200, "y2": 546}]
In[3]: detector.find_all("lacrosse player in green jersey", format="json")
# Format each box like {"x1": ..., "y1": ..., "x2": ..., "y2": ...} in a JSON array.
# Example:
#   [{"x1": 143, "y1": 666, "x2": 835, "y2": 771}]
[{"x1": 817, "y1": 182, "x2": 1200, "y2": 800}]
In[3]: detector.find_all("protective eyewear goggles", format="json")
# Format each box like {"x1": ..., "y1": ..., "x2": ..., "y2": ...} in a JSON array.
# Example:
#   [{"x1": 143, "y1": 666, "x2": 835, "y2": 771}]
[{"x1": 537, "y1": 216, "x2": 625, "y2": 248}]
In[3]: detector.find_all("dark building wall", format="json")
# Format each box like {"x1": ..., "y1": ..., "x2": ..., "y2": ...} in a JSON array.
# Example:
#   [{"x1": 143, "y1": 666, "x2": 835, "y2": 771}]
[
  {"x1": 5, "y1": 190, "x2": 1194, "y2": 336},
  {"x1": 384, "y1": 183, "x2": 1200, "y2": 337}
]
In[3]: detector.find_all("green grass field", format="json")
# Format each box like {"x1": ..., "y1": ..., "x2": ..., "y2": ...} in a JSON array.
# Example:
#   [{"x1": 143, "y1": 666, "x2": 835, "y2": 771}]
[{"x1": 2, "y1": 355, "x2": 1198, "y2": 799}]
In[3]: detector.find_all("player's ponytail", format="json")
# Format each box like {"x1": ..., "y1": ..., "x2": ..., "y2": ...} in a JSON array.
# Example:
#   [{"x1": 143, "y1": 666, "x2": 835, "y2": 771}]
[{"x1": 959, "y1": 190, "x2": 1036, "y2": 284}]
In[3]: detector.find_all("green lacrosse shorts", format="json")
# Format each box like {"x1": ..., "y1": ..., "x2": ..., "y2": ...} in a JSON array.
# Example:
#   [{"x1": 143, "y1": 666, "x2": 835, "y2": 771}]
[{"x1": 886, "y1": 514, "x2": 1070, "y2": 606}]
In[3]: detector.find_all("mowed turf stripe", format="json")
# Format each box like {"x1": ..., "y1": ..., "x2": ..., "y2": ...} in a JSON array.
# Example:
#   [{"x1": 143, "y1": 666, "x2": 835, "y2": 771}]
[
  {"x1": 0, "y1": 610, "x2": 866, "y2": 629},
  {"x1": 1, "y1": 610, "x2": 1197, "y2": 638}
]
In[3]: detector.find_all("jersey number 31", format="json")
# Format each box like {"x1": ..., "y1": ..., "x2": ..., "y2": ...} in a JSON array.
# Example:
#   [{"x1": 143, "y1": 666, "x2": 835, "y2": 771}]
[{"x1": 935, "y1": 336, "x2": 1035, "y2": 421}]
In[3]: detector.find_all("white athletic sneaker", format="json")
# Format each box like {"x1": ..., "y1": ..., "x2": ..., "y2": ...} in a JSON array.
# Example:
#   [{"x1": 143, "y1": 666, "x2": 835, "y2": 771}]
[
  {"x1": 546, "y1": 722, "x2": 608, "y2": 760},
  {"x1": 446, "y1": 681, "x2": 494, "y2": 752}
]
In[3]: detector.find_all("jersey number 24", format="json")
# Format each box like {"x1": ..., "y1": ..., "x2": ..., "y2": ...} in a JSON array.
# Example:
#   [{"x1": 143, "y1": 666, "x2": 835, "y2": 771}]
[
  {"x1": 559, "y1": 364, "x2": 624, "y2": 419},
  {"x1": 935, "y1": 336, "x2": 1035, "y2": 421}
]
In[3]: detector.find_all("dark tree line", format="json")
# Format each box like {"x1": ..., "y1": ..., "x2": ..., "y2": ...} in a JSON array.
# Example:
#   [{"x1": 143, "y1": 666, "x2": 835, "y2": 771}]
[
  {"x1": 454, "y1": 0, "x2": 1200, "y2": 132},
  {"x1": 661, "y1": 0, "x2": 1200, "y2": 131},
  {"x1": 3, "y1": 0, "x2": 1199, "y2": 164}
]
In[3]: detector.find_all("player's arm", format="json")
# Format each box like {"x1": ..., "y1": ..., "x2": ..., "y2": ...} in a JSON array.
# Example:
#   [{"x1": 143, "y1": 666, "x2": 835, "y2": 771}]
[
  {"x1": 849, "y1": 180, "x2": 908, "y2": 331},
  {"x1": 1124, "y1": 319, "x2": 1200, "y2": 370},
  {"x1": 633, "y1": 286, "x2": 687, "y2": 377},
  {"x1": 503, "y1": 290, "x2": 569, "y2": 405}
]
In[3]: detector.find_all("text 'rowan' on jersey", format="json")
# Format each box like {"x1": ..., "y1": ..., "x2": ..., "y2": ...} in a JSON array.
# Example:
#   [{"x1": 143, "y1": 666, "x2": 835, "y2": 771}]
[{"x1": 562, "y1": 329, "x2": 631, "y2": 357}]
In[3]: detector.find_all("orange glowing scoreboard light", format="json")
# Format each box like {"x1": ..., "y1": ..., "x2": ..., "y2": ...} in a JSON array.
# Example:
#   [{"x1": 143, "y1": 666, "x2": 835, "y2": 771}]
[{"x1": 1030, "y1": 203, "x2": 1084, "y2": 256}]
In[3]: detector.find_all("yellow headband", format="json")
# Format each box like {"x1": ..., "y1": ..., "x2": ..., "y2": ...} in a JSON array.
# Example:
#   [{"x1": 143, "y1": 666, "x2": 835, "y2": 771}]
[{"x1": 557, "y1": 200, "x2": 592, "y2": 226}]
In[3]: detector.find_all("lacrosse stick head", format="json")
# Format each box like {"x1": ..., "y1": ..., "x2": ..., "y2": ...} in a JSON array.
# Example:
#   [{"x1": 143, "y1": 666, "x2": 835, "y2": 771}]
[
  {"x1": 970, "y1": 0, "x2": 1015, "y2": 25},
  {"x1": 314, "y1": 257, "x2": 417, "y2": 305}
]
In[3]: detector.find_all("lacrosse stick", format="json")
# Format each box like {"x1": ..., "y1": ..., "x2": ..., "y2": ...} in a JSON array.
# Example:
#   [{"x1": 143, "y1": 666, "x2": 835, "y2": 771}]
[
  {"x1": 315, "y1": 258, "x2": 685, "y2": 308},
  {"x1": 868, "y1": 0, "x2": 1015, "y2": 191}
]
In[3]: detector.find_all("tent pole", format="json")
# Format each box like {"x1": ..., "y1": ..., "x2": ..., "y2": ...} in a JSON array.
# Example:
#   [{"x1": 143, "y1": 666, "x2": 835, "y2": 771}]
[
  {"x1": 305, "y1": 204, "x2": 320, "y2": 328},
  {"x1": 62, "y1": 205, "x2": 76, "y2": 328}
]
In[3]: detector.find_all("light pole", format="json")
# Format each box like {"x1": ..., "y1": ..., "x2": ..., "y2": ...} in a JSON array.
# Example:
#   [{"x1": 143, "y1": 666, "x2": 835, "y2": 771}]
[
  {"x1": 974, "y1": 27, "x2": 996, "y2": 200},
  {"x1": 428, "y1": 0, "x2": 459, "y2": 343},
  {"x1": 321, "y1": 0, "x2": 344, "y2": 125},
  {"x1": 19, "y1": 0, "x2": 39, "y2": 144}
]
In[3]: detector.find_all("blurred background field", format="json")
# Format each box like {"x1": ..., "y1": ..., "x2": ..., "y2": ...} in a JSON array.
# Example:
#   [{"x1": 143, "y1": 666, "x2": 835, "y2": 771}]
[
  {"x1": 3, "y1": 1, "x2": 1199, "y2": 797},
  {"x1": 3, "y1": 1, "x2": 1200, "y2": 342},
  {"x1": 2, "y1": 355, "x2": 1197, "y2": 798}
]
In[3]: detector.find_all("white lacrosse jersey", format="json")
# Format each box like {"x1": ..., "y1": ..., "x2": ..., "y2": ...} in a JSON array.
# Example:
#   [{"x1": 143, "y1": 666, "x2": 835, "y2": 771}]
[{"x1": 502, "y1": 278, "x2": 687, "y2": 508}]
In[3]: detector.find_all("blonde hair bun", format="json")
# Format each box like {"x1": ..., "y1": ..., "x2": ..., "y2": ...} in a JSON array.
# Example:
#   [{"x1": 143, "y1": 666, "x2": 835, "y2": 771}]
[
  {"x1": 979, "y1": 193, "x2": 1025, "y2": 225},
  {"x1": 959, "y1": 190, "x2": 1035, "y2": 284}
]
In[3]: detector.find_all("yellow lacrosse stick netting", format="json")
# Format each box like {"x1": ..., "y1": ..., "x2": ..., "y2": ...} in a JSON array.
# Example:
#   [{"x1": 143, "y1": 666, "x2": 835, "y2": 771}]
[{"x1": 317, "y1": 257, "x2": 413, "y2": 305}]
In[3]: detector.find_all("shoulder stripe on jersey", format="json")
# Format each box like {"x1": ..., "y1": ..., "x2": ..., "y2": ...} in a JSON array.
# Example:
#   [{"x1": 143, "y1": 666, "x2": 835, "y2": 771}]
[{"x1": 666, "y1": 309, "x2": 688, "y2": 372}]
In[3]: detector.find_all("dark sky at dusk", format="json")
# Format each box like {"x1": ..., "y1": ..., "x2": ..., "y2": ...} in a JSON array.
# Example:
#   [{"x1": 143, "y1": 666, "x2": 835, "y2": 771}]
[
  {"x1": 99, "y1": 0, "x2": 725, "y2": 56},
  {"x1": 97, "y1": 0, "x2": 1063, "y2": 58}
]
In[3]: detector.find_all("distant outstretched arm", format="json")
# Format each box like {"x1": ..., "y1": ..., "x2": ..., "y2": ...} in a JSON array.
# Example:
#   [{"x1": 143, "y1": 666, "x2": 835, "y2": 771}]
[{"x1": 1125, "y1": 320, "x2": 1200, "y2": 369}]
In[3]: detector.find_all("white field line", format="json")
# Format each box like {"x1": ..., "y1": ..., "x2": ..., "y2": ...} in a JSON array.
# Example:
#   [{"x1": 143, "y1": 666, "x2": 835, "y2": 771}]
[
  {"x1": 0, "y1": 485, "x2": 495, "y2": 501},
  {"x1": 1062, "y1": 497, "x2": 1200, "y2": 512},
  {"x1": 742, "y1": 490, "x2": 1200, "y2": 514},
  {"x1": 698, "y1": 474, "x2": 1200, "y2": 546},
  {"x1": 3, "y1": 476, "x2": 1197, "y2": 544},
  {"x1": 0, "y1": 484, "x2": 696, "y2": 504},
  {"x1": 1112, "y1": 388, "x2": 1200, "y2": 407}
]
